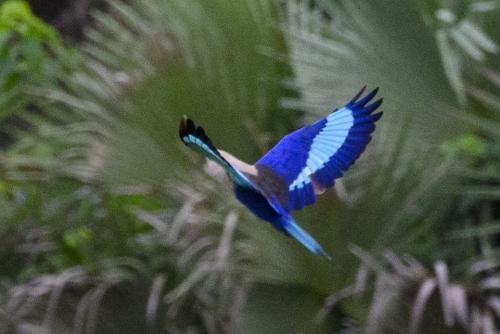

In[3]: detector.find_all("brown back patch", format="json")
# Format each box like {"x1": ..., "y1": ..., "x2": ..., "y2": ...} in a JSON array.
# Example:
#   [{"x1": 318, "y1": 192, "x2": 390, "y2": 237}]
[{"x1": 249, "y1": 165, "x2": 289, "y2": 208}]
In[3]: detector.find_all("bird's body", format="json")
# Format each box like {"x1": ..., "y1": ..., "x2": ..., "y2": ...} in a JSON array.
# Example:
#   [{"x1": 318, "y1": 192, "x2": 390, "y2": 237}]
[{"x1": 179, "y1": 87, "x2": 383, "y2": 259}]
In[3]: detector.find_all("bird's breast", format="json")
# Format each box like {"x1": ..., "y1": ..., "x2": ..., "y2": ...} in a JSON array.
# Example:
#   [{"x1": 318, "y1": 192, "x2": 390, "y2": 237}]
[{"x1": 234, "y1": 185, "x2": 283, "y2": 228}]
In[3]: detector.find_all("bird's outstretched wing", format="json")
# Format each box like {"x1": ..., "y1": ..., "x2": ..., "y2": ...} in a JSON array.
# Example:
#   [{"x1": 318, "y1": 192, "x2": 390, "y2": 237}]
[
  {"x1": 255, "y1": 87, "x2": 383, "y2": 212},
  {"x1": 179, "y1": 117, "x2": 253, "y2": 187}
]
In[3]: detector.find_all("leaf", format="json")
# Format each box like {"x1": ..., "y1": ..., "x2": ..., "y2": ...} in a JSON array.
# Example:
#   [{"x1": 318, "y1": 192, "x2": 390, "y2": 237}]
[{"x1": 409, "y1": 278, "x2": 437, "y2": 334}]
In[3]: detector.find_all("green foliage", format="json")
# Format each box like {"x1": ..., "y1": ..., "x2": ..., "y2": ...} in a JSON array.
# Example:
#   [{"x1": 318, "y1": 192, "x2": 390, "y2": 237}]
[
  {"x1": 442, "y1": 134, "x2": 487, "y2": 160},
  {"x1": 0, "y1": 0, "x2": 72, "y2": 122},
  {"x1": 0, "y1": 179, "x2": 148, "y2": 280},
  {"x1": 0, "y1": 172, "x2": 252, "y2": 333},
  {"x1": 0, "y1": 0, "x2": 57, "y2": 38}
]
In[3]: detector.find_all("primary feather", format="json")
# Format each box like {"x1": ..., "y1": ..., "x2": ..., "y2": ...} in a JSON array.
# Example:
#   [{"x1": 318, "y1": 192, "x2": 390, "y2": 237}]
[
  {"x1": 256, "y1": 86, "x2": 383, "y2": 211},
  {"x1": 179, "y1": 87, "x2": 383, "y2": 259}
]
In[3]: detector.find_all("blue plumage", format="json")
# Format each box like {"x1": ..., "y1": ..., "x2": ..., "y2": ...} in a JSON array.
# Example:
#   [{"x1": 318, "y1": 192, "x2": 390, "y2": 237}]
[
  {"x1": 180, "y1": 87, "x2": 383, "y2": 259},
  {"x1": 257, "y1": 87, "x2": 382, "y2": 212},
  {"x1": 234, "y1": 185, "x2": 282, "y2": 227}
]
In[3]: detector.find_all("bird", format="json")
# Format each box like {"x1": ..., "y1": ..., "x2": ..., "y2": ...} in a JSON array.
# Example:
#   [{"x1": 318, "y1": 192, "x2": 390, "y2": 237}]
[{"x1": 179, "y1": 87, "x2": 383, "y2": 259}]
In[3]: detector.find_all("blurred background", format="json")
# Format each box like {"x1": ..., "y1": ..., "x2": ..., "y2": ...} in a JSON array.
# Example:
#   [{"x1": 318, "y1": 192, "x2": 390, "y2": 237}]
[{"x1": 0, "y1": 0, "x2": 499, "y2": 333}]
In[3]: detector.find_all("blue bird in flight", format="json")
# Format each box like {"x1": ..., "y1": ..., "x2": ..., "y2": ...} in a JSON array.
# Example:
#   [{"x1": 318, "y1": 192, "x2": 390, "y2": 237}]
[{"x1": 179, "y1": 87, "x2": 383, "y2": 259}]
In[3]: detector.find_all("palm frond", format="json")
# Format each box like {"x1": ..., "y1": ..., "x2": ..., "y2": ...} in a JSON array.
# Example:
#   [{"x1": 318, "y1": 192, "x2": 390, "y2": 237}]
[
  {"x1": 32, "y1": 0, "x2": 290, "y2": 187},
  {"x1": 1, "y1": 0, "x2": 499, "y2": 332},
  {"x1": 0, "y1": 170, "x2": 253, "y2": 333},
  {"x1": 428, "y1": 1, "x2": 499, "y2": 104},
  {"x1": 323, "y1": 247, "x2": 500, "y2": 334}
]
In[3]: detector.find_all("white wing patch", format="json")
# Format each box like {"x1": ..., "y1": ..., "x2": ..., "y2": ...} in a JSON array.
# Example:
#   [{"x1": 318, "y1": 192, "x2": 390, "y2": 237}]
[
  {"x1": 289, "y1": 107, "x2": 354, "y2": 191},
  {"x1": 185, "y1": 134, "x2": 210, "y2": 152}
]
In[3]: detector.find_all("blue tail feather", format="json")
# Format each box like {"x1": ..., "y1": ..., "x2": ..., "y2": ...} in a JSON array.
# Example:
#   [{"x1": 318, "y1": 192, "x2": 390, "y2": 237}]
[{"x1": 283, "y1": 219, "x2": 331, "y2": 260}]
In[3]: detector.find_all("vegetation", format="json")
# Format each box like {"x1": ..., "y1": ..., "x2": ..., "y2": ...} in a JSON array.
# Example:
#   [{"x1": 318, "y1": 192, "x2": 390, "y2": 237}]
[{"x1": 0, "y1": 0, "x2": 499, "y2": 333}]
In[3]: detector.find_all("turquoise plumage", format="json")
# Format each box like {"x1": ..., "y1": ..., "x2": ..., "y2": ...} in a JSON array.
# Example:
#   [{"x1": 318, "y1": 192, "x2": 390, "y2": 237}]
[{"x1": 179, "y1": 87, "x2": 383, "y2": 259}]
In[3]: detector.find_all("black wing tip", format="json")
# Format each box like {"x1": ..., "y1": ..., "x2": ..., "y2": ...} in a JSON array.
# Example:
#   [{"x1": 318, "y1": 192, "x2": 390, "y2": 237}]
[
  {"x1": 361, "y1": 87, "x2": 379, "y2": 102},
  {"x1": 370, "y1": 98, "x2": 384, "y2": 111},
  {"x1": 178, "y1": 116, "x2": 214, "y2": 147},
  {"x1": 373, "y1": 111, "x2": 383, "y2": 122},
  {"x1": 179, "y1": 115, "x2": 193, "y2": 141},
  {"x1": 349, "y1": 86, "x2": 380, "y2": 105},
  {"x1": 350, "y1": 85, "x2": 367, "y2": 103},
  {"x1": 349, "y1": 87, "x2": 383, "y2": 112}
]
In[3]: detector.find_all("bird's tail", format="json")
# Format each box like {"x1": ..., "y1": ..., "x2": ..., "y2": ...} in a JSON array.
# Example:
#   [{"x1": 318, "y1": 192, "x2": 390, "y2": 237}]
[{"x1": 283, "y1": 219, "x2": 332, "y2": 260}]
